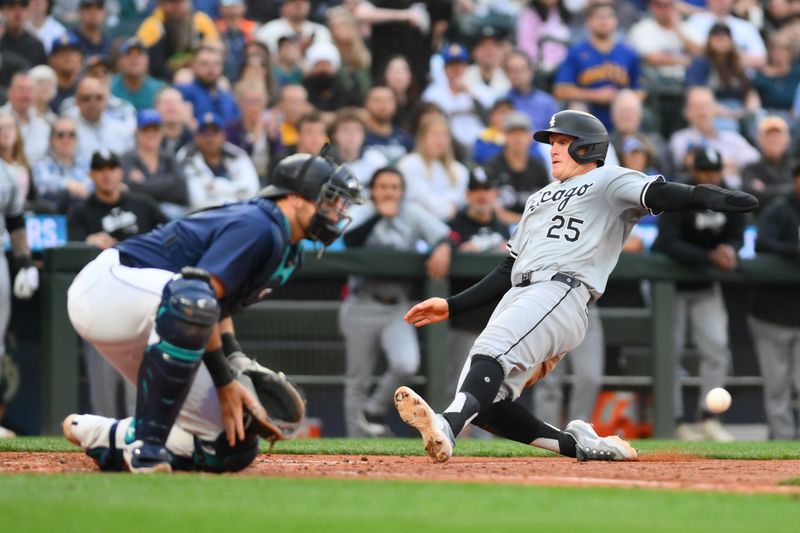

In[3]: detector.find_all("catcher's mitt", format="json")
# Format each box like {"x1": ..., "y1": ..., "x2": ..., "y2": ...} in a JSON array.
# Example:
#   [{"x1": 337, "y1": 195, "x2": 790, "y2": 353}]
[{"x1": 229, "y1": 353, "x2": 306, "y2": 446}]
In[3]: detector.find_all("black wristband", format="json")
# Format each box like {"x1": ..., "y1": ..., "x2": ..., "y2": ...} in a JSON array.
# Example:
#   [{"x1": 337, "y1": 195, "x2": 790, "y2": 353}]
[
  {"x1": 14, "y1": 255, "x2": 33, "y2": 271},
  {"x1": 204, "y1": 346, "x2": 234, "y2": 388},
  {"x1": 221, "y1": 331, "x2": 242, "y2": 357}
]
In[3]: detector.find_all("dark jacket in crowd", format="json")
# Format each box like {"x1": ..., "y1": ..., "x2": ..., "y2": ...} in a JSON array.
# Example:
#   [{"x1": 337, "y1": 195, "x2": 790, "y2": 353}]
[
  {"x1": 741, "y1": 155, "x2": 796, "y2": 212},
  {"x1": 120, "y1": 149, "x2": 189, "y2": 207},
  {"x1": 652, "y1": 180, "x2": 746, "y2": 291},
  {"x1": 752, "y1": 192, "x2": 800, "y2": 326},
  {"x1": 483, "y1": 152, "x2": 550, "y2": 215},
  {"x1": 447, "y1": 207, "x2": 510, "y2": 332},
  {"x1": 68, "y1": 192, "x2": 167, "y2": 242},
  {"x1": 0, "y1": 31, "x2": 46, "y2": 71}
]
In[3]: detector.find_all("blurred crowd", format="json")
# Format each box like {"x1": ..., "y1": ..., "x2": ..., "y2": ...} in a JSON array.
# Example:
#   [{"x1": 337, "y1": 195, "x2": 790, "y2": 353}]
[{"x1": 0, "y1": 0, "x2": 798, "y2": 441}]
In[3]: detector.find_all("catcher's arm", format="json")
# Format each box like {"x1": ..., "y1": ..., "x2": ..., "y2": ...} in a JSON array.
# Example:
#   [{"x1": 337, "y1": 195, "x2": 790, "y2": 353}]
[
  {"x1": 219, "y1": 321, "x2": 306, "y2": 446},
  {"x1": 204, "y1": 318, "x2": 261, "y2": 447}
]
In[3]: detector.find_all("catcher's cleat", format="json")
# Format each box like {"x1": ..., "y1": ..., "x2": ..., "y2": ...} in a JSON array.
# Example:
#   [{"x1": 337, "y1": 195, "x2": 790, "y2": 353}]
[
  {"x1": 124, "y1": 441, "x2": 173, "y2": 474},
  {"x1": 63, "y1": 414, "x2": 132, "y2": 471},
  {"x1": 394, "y1": 386, "x2": 454, "y2": 463},
  {"x1": 565, "y1": 420, "x2": 638, "y2": 462},
  {"x1": 62, "y1": 414, "x2": 80, "y2": 446}
]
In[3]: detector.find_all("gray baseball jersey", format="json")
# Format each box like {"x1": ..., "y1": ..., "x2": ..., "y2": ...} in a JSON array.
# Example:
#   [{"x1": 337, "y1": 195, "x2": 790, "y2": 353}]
[
  {"x1": 507, "y1": 165, "x2": 661, "y2": 300},
  {"x1": 0, "y1": 160, "x2": 22, "y2": 356},
  {"x1": 459, "y1": 165, "x2": 661, "y2": 402},
  {"x1": 347, "y1": 201, "x2": 450, "y2": 300},
  {"x1": 0, "y1": 160, "x2": 24, "y2": 232}
]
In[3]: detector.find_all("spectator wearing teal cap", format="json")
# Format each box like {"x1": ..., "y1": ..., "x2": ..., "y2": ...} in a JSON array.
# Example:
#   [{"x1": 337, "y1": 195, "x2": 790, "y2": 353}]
[{"x1": 111, "y1": 37, "x2": 167, "y2": 111}]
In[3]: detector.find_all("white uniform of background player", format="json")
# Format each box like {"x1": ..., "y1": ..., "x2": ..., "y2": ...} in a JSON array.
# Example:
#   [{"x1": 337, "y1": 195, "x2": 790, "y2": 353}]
[{"x1": 395, "y1": 110, "x2": 758, "y2": 463}]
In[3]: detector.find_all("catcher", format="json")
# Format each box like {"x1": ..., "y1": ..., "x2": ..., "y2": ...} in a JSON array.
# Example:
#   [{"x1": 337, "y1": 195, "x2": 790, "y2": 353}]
[{"x1": 63, "y1": 152, "x2": 363, "y2": 473}]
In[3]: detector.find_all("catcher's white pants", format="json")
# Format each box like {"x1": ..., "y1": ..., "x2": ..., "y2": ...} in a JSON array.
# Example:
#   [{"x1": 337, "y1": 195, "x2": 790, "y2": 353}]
[{"x1": 67, "y1": 248, "x2": 223, "y2": 441}]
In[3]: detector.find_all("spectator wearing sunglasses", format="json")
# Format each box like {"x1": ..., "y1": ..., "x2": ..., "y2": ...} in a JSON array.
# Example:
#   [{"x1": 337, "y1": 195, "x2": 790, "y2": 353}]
[
  {"x1": 33, "y1": 117, "x2": 93, "y2": 214},
  {"x1": 73, "y1": 77, "x2": 136, "y2": 161}
]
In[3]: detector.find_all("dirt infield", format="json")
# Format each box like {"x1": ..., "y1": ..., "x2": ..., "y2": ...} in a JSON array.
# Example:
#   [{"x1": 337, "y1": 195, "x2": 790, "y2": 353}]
[{"x1": 3, "y1": 452, "x2": 800, "y2": 494}]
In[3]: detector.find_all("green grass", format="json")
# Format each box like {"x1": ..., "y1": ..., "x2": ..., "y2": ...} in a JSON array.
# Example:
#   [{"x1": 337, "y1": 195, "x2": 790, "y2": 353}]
[
  {"x1": 4, "y1": 436, "x2": 800, "y2": 460},
  {"x1": 4, "y1": 438, "x2": 800, "y2": 532},
  {"x1": 1, "y1": 475, "x2": 800, "y2": 533}
]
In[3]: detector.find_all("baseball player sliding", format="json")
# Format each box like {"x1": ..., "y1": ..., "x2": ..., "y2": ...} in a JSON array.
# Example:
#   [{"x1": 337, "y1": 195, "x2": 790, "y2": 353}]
[
  {"x1": 397, "y1": 110, "x2": 758, "y2": 462},
  {"x1": 63, "y1": 153, "x2": 363, "y2": 473}
]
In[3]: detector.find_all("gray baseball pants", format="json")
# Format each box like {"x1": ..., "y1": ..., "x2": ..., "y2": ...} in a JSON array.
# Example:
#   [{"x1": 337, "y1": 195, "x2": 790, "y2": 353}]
[
  {"x1": 339, "y1": 293, "x2": 420, "y2": 436},
  {"x1": 533, "y1": 304, "x2": 604, "y2": 425},
  {"x1": 673, "y1": 284, "x2": 731, "y2": 419},
  {"x1": 749, "y1": 316, "x2": 800, "y2": 440}
]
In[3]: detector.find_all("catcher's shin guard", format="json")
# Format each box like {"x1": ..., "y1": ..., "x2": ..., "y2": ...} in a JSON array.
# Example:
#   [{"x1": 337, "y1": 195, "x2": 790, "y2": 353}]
[{"x1": 135, "y1": 268, "x2": 220, "y2": 446}]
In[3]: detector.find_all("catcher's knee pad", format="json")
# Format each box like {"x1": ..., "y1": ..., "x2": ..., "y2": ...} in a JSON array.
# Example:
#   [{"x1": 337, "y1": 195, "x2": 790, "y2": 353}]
[
  {"x1": 154, "y1": 267, "x2": 220, "y2": 358},
  {"x1": 192, "y1": 431, "x2": 259, "y2": 473}
]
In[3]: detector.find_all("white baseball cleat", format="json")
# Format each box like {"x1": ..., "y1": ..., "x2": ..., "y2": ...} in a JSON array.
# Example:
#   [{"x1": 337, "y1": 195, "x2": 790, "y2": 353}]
[
  {"x1": 565, "y1": 420, "x2": 638, "y2": 461},
  {"x1": 700, "y1": 419, "x2": 735, "y2": 442},
  {"x1": 394, "y1": 386, "x2": 454, "y2": 463}
]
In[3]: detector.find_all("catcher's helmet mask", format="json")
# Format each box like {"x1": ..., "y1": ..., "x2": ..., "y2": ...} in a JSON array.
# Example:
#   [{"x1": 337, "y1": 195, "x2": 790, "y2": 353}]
[
  {"x1": 261, "y1": 149, "x2": 363, "y2": 252},
  {"x1": 533, "y1": 110, "x2": 609, "y2": 167}
]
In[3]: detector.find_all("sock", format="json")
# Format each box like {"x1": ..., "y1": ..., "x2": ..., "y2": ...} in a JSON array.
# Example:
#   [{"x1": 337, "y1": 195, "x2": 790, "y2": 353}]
[
  {"x1": 442, "y1": 355, "x2": 504, "y2": 436},
  {"x1": 473, "y1": 399, "x2": 577, "y2": 458}
]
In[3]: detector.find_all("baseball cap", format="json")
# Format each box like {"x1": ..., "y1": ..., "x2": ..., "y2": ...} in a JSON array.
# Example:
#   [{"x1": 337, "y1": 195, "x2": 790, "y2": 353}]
[
  {"x1": 758, "y1": 115, "x2": 789, "y2": 135},
  {"x1": 692, "y1": 146, "x2": 723, "y2": 171},
  {"x1": 90, "y1": 150, "x2": 120, "y2": 170},
  {"x1": 709, "y1": 22, "x2": 732, "y2": 36},
  {"x1": 474, "y1": 26, "x2": 503, "y2": 45},
  {"x1": 1, "y1": 0, "x2": 31, "y2": 7},
  {"x1": 137, "y1": 109, "x2": 162, "y2": 128},
  {"x1": 79, "y1": 0, "x2": 105, "y2": 7},
  {"x1": 86, "y1": 55, "x2": 113, "y2": 72},
  {"x1": 622, "y1": 135, "x2": 647, "y2": 154},
  {"x1": 119, "y1": 37, "x2": 146, "y2": 55},
  {"x1": 277, "y1": 34, "x2": 300, "y2": 47},
  {"x1": 503, "y1": 111, "x2": 532, "y2": 132},
  {"x1": 468, "y1": 167, "x2": 498, "y2": 190},
  {"x1": 441, "y1": 43, "x2": 469, "y2": 65},
  {"x1": 51, "y1": 34, "x2": 82, "y2": 55},
  {"x1": 304, "y1": 41, "x2": 341, "y2": 71},
  {"x1": 491, "y1": 97, "x2": 514, "y2": 112},
  {"x1": 197, "y1": 111, "x2": 224, "y2": 132}
]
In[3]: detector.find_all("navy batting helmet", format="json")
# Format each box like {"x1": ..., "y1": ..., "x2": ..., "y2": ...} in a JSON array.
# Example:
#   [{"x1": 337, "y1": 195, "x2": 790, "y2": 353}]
[
  {"x1": 261, "y1": 153, "x2": 364, "y2": 247},
  {"x1": 533, "y1": 110, "x2": 609, "y2": 166}
]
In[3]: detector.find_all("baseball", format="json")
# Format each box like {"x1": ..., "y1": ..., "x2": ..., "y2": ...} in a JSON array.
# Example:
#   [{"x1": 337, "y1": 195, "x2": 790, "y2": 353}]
[{"x1": 705, "y1": 387, "x2": 732, "y2": 414}]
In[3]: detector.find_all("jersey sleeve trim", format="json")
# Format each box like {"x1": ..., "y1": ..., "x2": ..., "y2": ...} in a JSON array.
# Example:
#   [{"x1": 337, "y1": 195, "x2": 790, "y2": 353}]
[{"x1": 640, "y1": 175, "x2": 666, "y2": 216}]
